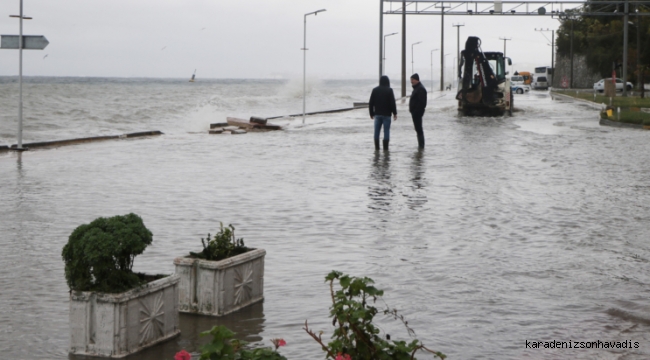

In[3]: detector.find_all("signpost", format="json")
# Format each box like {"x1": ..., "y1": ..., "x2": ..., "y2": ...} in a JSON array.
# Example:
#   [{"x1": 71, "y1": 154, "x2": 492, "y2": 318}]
[
  {"x1": 1, "y1": 35, "x2": 49, "y2": 50},
  {"x1": 1, "y1": 0, "x2": 48, "y2": 151}
]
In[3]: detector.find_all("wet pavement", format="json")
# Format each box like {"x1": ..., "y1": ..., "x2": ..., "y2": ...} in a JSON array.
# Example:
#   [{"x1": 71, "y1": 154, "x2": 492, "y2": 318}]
[{"x1": 2, "y1": 89, "x2": 650, "y2": 359}]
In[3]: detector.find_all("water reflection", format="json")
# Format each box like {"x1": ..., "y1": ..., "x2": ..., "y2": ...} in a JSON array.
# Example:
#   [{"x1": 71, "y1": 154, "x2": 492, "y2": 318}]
[
  {"x1": 406, "y1": 150, "x2": 427, "y2": 210},
  {"x1": 69, "y1": 302, "x2": 266, "y2": 360},
  {"x1": 367, "y1": 151, "x2": 393, "y2": 211}
]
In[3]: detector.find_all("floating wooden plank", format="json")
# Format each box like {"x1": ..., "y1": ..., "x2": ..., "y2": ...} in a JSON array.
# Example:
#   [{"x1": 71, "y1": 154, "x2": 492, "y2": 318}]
[
  {"x1": 231, "y1": 129, "x2": 247, "y2": 134},
  {"x1": 227, "y1": 117, "x2": 256, "y2": 129},
  {"x1": 0, "y1": 145, "x2": 9, "y2": 152},
  {"x1": 210, "y1": 122, "x2": 229, "y2": 129},
  {"x1": 353, "y1": 102, "x2": 369, "y2": 108},
  {"x1": 226, "y1": 117, "x2": 281, "y2": 131},
  {"x1": 209, "y1": 128, "x2": 224, "y2": 134},
  {"x1": 260, "y1": 123, "x2": 282, "y2": 130},
  {"x1": 250, "y1": 116, "x2": 268, "y2": 125}
]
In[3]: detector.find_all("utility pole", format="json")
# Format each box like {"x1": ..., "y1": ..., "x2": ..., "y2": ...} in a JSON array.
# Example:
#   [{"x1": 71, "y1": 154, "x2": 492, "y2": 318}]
[
  {"x1": 436, "y1": 3, "x2": 448, "y2": 91},
  {"x1": 452, "y1": 24, "x2": 464, "y2": 89},
  {"x1": 639, "y1": 6, "x2": 645, "y2": 98},
  {"x1": 379, "y1": 0, "x2": 384, "y2": 78},
  {"x1": 570, "y1": 18, "x2": 574, "y2": 89},
  {"x1": 637, "y1": 5, "x2": 642, "y2": 95},
  {"x1": 401, "y1": 1, "x2": 407, "y2": 98},
  {"x1": 623, "y1": 0, "x2": 629, "y2": 96},
  {"x1": 499, "y1": 37, "x2": 511, "y2": 58}
]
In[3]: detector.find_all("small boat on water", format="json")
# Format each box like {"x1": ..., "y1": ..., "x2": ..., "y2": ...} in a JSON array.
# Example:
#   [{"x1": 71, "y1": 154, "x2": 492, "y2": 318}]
[{"x1": 189, "y1": 69, "x2": 196, "y2": 82}]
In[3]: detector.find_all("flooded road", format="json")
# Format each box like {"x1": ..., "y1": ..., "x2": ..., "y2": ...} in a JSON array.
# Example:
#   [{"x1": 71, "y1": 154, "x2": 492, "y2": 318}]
[{"x1": 2, "y1": 86, "x2": 650, "y2": 360}]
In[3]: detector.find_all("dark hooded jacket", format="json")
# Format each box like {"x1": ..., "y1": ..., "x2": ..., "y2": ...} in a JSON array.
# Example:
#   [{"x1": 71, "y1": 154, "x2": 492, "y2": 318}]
[
  {"x1": 369, "y1": 76, "x2": 397, "y2": 118},
  {"x1": 409, "y1": 81, "x2": 427, "y2": 116}
]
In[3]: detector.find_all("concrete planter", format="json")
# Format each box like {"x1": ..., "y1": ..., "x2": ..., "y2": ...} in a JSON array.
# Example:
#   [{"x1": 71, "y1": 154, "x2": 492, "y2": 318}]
[
  {"x1": 69, "y1": 274, "x2": 180, "y2": 358},
  {"x1": 174, "y1": 248, "x2": 265, "y2": 316}
]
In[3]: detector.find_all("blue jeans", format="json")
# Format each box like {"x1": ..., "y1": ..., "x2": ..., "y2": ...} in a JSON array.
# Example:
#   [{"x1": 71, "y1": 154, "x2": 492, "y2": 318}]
[{"x1": 374, "y1": 115, "x2": 392, "y2": 141}]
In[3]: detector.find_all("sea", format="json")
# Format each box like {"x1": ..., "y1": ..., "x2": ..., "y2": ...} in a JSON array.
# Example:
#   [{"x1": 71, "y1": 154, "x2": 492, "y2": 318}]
[{"x1": 1, "y1": 77, "x2": 650, "y2": 360}]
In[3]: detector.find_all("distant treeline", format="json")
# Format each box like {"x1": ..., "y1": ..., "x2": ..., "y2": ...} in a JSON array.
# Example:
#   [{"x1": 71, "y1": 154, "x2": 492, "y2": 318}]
[{"x1": 555, "y1": 0, "x2": 650, "y2": 82}]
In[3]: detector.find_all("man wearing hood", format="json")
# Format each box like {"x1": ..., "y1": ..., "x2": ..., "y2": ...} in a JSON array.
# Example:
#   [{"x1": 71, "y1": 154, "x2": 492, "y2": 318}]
[
  {"x1": 409, "y1": 73, "x2": 427, "y2": 148},
  {"x1": 368, "y1": 75, "x2": 398, "y2": 150}
]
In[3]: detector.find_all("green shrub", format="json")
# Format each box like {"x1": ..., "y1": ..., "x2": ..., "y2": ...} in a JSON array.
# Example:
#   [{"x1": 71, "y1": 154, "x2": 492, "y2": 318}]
[
  {"x1": 197, "y1": 325, "x2": 287, "y2": 360},
  {"x1": 62, "y1": 213, "x2": 153, "y2": 293},
  {"x1": 304, "y1": 271, "x2": 446, "y2": 360},
  {"x1": 190, "y1": 223, "x2": 249, "y2": 261}
]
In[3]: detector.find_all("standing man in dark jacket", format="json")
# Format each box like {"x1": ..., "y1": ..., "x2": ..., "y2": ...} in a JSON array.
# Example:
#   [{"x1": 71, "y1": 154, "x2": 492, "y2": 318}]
[
  {"x1": 368, "y1": 75, "x2": 398, "y2": 150},
  {"x1": 409, "y1": 73, "x2": 427, "y2": 148}
]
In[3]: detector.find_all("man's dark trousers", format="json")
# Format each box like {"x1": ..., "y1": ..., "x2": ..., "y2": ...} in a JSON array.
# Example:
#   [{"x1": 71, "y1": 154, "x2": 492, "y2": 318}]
[{"x1": 412, "y1": 113, "x2": 424, "y2": 148}]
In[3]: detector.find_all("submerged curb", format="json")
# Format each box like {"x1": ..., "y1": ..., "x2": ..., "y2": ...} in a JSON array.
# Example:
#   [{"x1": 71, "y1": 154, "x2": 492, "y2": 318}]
[
  {"x1": 550, "y1": 92, "x2": 604, "y2": 109},
  {"x1": 599, "y1": 118, "x2": 648, "y2": 130}
]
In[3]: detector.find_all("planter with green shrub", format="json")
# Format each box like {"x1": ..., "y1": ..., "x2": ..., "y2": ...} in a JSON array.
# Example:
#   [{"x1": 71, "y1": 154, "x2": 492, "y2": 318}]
[
  {"x1": 63, "y1": 213, "x2": 180, "y2": 358},
  {"x1": 174, "y1": 223, "x2": 265, "y2": 316}
]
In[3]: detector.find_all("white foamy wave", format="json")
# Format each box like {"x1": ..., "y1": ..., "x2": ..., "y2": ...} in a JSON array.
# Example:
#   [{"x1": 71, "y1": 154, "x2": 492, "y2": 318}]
[
  {"x1": 183, "y1": 104, "x2": 224, "y2": 133},
  {"x1": 279, "y1": 77, "x2": 323, "y2": 99}
]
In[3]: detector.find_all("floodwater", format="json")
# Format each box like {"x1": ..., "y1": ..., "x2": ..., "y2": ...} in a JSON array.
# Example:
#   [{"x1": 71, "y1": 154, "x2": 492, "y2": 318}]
[{"x1": 1, "y1": 78, "x2": 650, "y2": 360}]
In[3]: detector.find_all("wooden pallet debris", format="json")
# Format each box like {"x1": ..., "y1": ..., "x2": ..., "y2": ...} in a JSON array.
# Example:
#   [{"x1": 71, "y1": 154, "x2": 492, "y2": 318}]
[{"x1": 208, "y1": 117, "x2": 281, "y2": 134}]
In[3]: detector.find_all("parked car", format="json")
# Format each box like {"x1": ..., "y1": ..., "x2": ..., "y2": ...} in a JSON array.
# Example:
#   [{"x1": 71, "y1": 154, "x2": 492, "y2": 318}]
[
  {"x1": 511, "y1": 75, "x2": 525, "y2": 86},
  {"x1": 593, "y1": 78, "x2": 634, "y2": 93},
  {"x1": 511, "y1": 84, "x2": 531, "y2": 94},
  {"x1": 532, "y1": 76, "x2": 549, "y2": 90}
]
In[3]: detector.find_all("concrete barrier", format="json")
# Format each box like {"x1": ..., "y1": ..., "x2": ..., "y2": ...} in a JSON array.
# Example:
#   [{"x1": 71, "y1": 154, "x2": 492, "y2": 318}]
[
  {"x1": 7, "y1": 131, "x2": 163, "y2": 150},
  {"x1": 124, "y1": 130, "x2": 163, "y2": 138},
  {"x1": 267, "y1": 107, "x2": 358, "y2": 119}
]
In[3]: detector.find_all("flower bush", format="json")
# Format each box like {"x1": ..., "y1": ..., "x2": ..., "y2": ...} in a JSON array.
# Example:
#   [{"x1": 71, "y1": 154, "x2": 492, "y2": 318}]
[
  {"x1": 175, "y1": 349, "x2": 192, "y2": 360},
  {"x1": 190, "y1": 223, "x2": 249, "y2": 261},
  {"x1": 304, "y1": 271, "x2": 446, "y2": 360},
  {"x1": 197, "y1": 325, "x2": 286, "y2": 360}
]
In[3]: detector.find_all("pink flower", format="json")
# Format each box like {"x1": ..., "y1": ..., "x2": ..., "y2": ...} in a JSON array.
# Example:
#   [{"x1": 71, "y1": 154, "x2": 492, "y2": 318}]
[
  {"x1": 335, "y1": 353, "x2": 351, "y2": 360},
  {"x1": 175, "y1": 349, "x2": 191, "y2": 360},
  {"x1": 270, "y1": 338, "x2": 287, "y2": 349}
]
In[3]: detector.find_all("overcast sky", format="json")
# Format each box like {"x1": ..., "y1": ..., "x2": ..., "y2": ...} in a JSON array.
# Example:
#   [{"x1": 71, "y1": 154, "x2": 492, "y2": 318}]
[{"x1": 0, "y1": 0, "x2": 574, "y2": 80}]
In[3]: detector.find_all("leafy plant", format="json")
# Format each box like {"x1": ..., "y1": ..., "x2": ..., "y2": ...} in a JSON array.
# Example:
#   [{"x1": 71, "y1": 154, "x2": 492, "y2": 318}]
[
  {"x1": 190, "y1": 222, "x2": 249, "y2": 261},
  {"x1": 197, "y1": 325, "x2": 287, "y2": 360},
  {"x1": 304, "y1": 271, "x2": 446, "y2": 360},
  {"x1": 61, "y1": 213, "x2": 154, "y2": 293}
]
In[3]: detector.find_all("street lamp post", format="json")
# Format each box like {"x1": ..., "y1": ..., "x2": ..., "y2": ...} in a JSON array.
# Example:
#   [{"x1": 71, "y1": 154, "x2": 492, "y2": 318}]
[
  {"x1": 411, "y1": 41, "x2": 422, "y2": 75},
  {"x1": 499, "y1": 37, "x2": 511, "y2": 58},
  {"x1": 452, "y1": 24, "x2": 464, "y2": 89},
  {"x1": 9, "y1": 0, "x2": 32, "y2": 151},
  {"x1": 302, "y1": 8, "x2": 326, "y2": 124},
  {"x1": 431, "y1": 49, "x2": 439, "y2": 92},
  {"x1": 383, "y1": 32, "x2": 398, "y2": 75}
]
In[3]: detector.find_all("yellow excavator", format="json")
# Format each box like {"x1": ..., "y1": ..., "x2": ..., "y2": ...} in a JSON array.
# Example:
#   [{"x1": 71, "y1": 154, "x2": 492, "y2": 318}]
[{"x1": 456, "y1": 36, "x2": 513, "y2": 116}]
